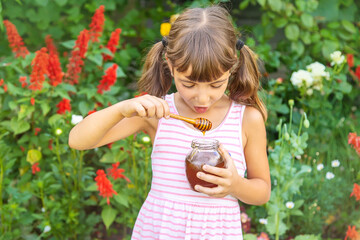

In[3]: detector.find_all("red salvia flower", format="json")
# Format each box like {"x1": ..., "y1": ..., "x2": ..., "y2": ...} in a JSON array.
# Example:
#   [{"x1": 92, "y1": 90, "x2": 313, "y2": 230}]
[
  {"x1": 3, "y1": 20, "x2": 29, "y2": 58},
  {"x1": 20, "y1": 146, "x2": 25, "y2": 152},
  {"x1": 135, "y1": 92, "x2": 148, "y2": 98},
  {"x1": 103, "y1": 28, "x2": 122, "y2": 61},
  {"x1": 89, "y1": 5, "x2": 105, "y2": 42},
  {"x1": 350, "y1": 183, "x2": 360, "y2": 201},
  {"x1": 347, "y1": 54, "x2": 354, "y2": 68},
  {"x1": 29, "y1": 48, "x2": 49, "y2": 91},
  {"x1": 97, "y1": 64, "x2": 118, "y2": 94},
  {"x1": 355, "y1": 66, "x2": 360, "y2": 84},
  {"x1": 34, "y1": 128, "x2": 41, "y2": 136},
  {"x1": 45, "y1": 35, "x2": 58, "y2": 55},
  {"x1": 30, "y1": 97, "x2": 35, "y2": 105},
  {"x1": 64, "y1": 29, "x2": 90, "y2": 85},
  {"x1": 32, "y1": 162, "x2": 40, "y2": 175},
  {"x1": 0, "y1": 79, "x2": 3, "y2": 86},
  {"x1": 48, "y1": 139, "x2": 53, "y2": 150},
  {"x1": 46, "y1": 35, "x2": 63, "y2": 87},
  {"x1": 95, "y1": 169, "x2": 117, "y2": 205},
  {"x1": 87, "y1": 109, "x2": 97, "y2": 115},
  {"x1": 345, "y1": 226, "x2": 359, "y2": 240},
  {"x1": 107, "y1": 162, "x2": 131, "y2": 182},
  {"x1": 3, "y1": 85, "x2": 7, "y2": 93},
  {"x1": 348, "y1": 132, "x2": 360, "y2": 155},
  {"x1": 19, "y1": 76, "x2": 28, "y2": 88},
  {"x1": 56, "y1": 98, "x2": 71, "y2": 114}
]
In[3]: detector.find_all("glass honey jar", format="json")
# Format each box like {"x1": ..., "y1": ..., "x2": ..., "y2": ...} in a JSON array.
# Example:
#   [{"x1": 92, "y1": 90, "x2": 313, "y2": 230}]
[{"x1": 185, "y1": 139, "x2": 225, "y2": 191}]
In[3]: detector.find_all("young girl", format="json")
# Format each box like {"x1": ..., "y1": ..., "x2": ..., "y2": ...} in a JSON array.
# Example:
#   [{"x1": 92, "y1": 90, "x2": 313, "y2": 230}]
[{"x1": 69, "y1": 5, "x2": 270, "y2": 239}]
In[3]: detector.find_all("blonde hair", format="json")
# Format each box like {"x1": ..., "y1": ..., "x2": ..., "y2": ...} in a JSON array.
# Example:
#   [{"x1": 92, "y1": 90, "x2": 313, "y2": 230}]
[{"x1": 138, "y1": 5, "x2": 267, "y2": 120}]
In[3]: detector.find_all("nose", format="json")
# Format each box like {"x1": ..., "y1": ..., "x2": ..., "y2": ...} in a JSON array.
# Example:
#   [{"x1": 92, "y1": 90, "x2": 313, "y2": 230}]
[{"x1": 196, "y1": 87, "x2": 210, "y2": 105}]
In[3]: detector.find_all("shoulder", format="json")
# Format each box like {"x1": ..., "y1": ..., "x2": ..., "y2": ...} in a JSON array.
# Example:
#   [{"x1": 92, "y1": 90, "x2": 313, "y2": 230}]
[{"x1": 242, "y1": 106, "x2": 266, "y2": 137}]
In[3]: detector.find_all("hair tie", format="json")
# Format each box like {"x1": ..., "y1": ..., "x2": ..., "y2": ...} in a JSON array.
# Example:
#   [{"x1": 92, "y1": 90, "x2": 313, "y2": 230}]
[
  {"x1": 162, "y1": 37, "x2": 168, "y2": 48},
  {"x1": 236, "y1": 39, "x2": 244, "y2": 51}
]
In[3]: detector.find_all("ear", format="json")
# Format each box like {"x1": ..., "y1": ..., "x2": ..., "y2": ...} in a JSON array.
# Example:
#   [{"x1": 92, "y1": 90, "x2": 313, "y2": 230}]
[{"x1": 165, "y1": 54, "x2": 174, "y2": 77}]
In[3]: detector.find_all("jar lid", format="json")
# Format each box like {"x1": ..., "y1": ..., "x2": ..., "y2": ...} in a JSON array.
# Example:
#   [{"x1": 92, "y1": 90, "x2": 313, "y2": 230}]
[{"x1": 191, "y1": 139, "x2": 219, "y2": 149}]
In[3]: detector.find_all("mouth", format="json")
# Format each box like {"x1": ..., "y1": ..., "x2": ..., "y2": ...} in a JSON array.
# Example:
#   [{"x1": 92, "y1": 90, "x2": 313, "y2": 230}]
[{"x1": 194, "y1": 106, "x2": 208, "y2": 114}]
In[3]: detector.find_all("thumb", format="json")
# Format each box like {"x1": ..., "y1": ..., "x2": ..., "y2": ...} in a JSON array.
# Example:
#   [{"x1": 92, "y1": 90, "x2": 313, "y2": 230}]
[{"x1": 219, "y1": 144, "x2": 235, "y2": 168}]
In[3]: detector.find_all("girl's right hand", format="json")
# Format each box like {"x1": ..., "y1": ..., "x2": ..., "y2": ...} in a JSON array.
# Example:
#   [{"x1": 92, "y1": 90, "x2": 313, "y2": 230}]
[{"x1": 118, "y1": 94, "x2": 170, "y2": 119}]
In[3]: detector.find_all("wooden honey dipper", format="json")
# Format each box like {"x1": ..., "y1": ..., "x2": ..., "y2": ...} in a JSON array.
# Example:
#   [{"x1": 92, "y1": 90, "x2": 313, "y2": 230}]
[{"x1": 169, "y1": 113, "x2": 212, "y2": 132}]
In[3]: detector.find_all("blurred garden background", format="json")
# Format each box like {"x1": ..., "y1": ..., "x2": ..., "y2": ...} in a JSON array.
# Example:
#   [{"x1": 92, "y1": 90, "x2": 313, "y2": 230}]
[{"x1": 0, "y1": 0, "x2": 359, "y2": 239}]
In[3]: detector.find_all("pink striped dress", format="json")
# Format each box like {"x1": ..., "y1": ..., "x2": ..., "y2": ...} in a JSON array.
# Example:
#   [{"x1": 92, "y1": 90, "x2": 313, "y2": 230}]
[{"x1": 131, "y1": 93, "x2": 246, "y2": 239}]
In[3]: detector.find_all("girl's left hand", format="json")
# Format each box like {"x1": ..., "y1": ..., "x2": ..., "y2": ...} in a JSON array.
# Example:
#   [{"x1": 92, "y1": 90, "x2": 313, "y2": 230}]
[{"x1": 194, "y1": 144, "x2": 240, "y2": 198}]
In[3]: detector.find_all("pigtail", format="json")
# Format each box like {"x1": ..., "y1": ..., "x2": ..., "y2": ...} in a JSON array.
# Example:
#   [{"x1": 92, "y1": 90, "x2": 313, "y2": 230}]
[
  {"x1": 229, "y1": 45, "x2": 267, "y2": 121},
  {"x1": 138, "y1": 40, "x2": 172, "y2": 97}
]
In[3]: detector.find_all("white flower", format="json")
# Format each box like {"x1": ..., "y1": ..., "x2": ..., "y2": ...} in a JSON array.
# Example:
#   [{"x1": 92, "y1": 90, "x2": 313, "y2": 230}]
[
  {"x1": 142, "y1": 136, "x2": 151, "y2": 143},
  {"x1": 43, "y1": 225, "x2": 51, "y2": 233},
  {"x1": 290, "y1": 70, "x2": 314, "y2": 88},
  {"x1": 259, "y1": 218, "x2": 268, "y2": 225},
  {"x1": 306, "y1": 62, "x2": 329, "y2": 81},
  {"x1": 41, "y1": 207, "x2": 45, "y2": 213},
  {"x1": 330, "y1": 51, "x2": 345, "y2": 66},
  {"x1": 317, "y1": 163, "x2": 324, "y2": 171},
  {"x1": 331, "y1": 160, "x2": 340, "y2": 167},
  {"x1": 286, "y1": 201, "x2": 295, "y2": 209},
  {"x1": 71, "y1": 114, "x2": 83, "y2": 125},
  {"x1": 326, "y1": 172, "x2": 335, "y2": 179},
  {"x1": 55, "y1": 128, "x2": 63, "y2": 136}
]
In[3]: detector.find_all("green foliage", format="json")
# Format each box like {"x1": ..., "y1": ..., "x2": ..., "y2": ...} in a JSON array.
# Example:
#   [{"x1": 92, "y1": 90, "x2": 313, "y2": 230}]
[{"x1": 0, "y1": 0, "x2": 359, "y2": 239}]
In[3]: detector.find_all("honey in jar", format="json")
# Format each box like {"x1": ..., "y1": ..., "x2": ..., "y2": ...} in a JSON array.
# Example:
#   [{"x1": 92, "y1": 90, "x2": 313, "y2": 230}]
[{"x1": 185, "y1": 139, "x2": 225, "y2": 191}]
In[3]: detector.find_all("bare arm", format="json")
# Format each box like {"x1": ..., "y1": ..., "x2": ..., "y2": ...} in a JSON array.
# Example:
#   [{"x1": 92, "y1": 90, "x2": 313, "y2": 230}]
[
  {"x1": 68, "y1": 95, "x2": 170, "y2": 150},
  {"x1": 195, "y1": 106, "x2": 271, "y2": 205},
  {"x1": 231, "y1": 106, "x2": 271, "y2": 205}
]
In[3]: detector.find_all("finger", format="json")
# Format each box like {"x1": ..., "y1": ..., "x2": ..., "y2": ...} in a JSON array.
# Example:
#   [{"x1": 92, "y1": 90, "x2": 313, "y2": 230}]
[
  {"x1": 195, "y1": 184, "x2": 223, "y2": 196},
  {"x1": 151, "y1": 97, "x2": 166, "y2": 119},
  {"x1": 133, "y1": 102, "x2": 147, "y2": 117},
  {"x1": 202, "y1": 164, "x2": 230, "y2": 178},
  {"x1": 196, "y1": 171, "x2": 226, "y2": 186},
  {"x1": 218, "y1": 144, "x2": 235, "y2": 168},
  {"x1": 159, "y1": 98, "x2": 171, "y2": 119},
  {"x1": 141, "y1": 97, "x2": 157, "y2": 118}
]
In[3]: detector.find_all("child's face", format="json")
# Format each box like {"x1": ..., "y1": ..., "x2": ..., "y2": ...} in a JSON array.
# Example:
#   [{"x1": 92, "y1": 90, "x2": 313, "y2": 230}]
[{"x1": 173, "y1": 67, "x2": 230, "y2": 114}]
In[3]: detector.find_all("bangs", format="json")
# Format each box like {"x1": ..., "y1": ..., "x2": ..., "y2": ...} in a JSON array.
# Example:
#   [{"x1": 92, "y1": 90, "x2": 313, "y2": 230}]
[{"x1": 172, "y1": 29, "x2": 237, "y2": 82}]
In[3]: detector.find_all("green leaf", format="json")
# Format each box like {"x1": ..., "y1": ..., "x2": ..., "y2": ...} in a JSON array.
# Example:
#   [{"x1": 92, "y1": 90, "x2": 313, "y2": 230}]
[
  {"x1": 243, "y1": 234, "x2": 258, "y2": 240},
  {"x1": 321, "y1": 40, "x2": 338, "y2": 59},
  {"x1": 300, "y1": 31, "x2": 312, "y2": 45},
  {"x1": 35, "y1": 0, "x2": 49, "y2": 7},
  {"x1": 85, "y1": 183, "x2": 98, "y2": 192},
  {"x1": 341, "y1": 20, "x2": 357, "y2": 34},
  {"x1": 257, "y1": 0, "x2": 266, "y2": 7},
  {"x1": 48, "y1": 114, "x2": 64, "y2": 127},
  {"x1": 239, "y1": 0, "x2": 250, "y2": 10},
  {"x1": 274, "y1": 18, "x2": 288, "y2": 28},
  {"x1": 18, "y1": 105, "x2": 35, "y2": 120},
  {"x1": 285, "y1": 24, "x2": 300, "y2": 41},
  {"x1": 78, "y1": 101, "x2": 92, "y2": 116},
  {"x1": 114, "y1": 194, "x2": 129, "y2": 207},
  {"x1": 338, "y1": 81, "x2": 352, "y2": 93},
  {"x1": 26, "y1": 149, "x2": 42, "y2": 164},
  {"x1": 88, "y1": 54, "x2": 103, "y2": 66},
  {"x1": 290, "y1": 209, "x2": 304, "y2": 216},
  {"x1": 60, "y1": 40, "x2": 76, "y2": 49},
  {"x1": 101, "y1": 206, "x2": 117, "y2": 230},
  {"x1": 116, "y1": 66, "x2": 126, "y2": 78},
  {"x1": 100, "y1": 152, "x2": 116, "y2": 163},
  {"x1": 300, "y1": 13, "x2": 313, "y2": 28},
  {"x1": 54, "y1": 0, "x2": 67, "y2": 6},
  {"x1": 268, "y1": 0, "x2": 282, "y2": 12},
  {"x1": 40, "y1": 102, "x2": 50, "y2": 116},
  {"x1": 10, "y1": 118, "x2": 30, "y2": 135},
  {"x1": 291, "y1": 41, "x2": 304, "y2": 56}
]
